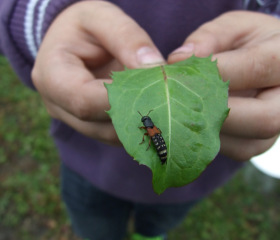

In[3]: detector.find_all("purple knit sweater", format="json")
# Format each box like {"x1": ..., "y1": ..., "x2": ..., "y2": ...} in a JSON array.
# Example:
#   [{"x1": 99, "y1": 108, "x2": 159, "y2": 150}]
[{"x1": 1, "y1": 0, "x2": 279, "y2": 203}]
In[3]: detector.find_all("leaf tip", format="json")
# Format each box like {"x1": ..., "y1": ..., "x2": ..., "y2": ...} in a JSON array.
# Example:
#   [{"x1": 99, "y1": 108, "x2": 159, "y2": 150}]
[{"x1": 153, "y1": 187, "x2": 165, "y2": 195}]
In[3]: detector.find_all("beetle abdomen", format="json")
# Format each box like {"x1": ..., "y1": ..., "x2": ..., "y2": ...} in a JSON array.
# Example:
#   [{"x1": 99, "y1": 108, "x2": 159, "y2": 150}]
[{"x1": 152, "y1": 133, "x2": 167, "y2": 164}]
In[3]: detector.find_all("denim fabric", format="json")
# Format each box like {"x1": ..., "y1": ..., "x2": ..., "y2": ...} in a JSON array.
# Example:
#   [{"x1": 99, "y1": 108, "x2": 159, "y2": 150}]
[{"x1": 61, "y1": 163, "x2": 197, "y2": 240}]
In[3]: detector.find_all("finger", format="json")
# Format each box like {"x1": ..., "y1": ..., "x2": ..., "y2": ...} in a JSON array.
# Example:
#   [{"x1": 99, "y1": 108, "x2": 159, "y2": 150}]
[
  {"x1": 167, "y1": 11, "x2": 280, "y2": 90},
  {"x1": 214, "y1": 41, "x2": 280, "y2": 91},
  {"x1": 43, "y1": 99, "x2": 121, "y2": 145},
  {"x1": 220, "y1": 133, "x2": 278, "y2": 162},
  {"x1": 33, "y1": 54, "x2": 112, "y2": 121},
  {"x1": 222, "y1": 87, "x2": 280, "y2": 139},
  {"x1": 71, "y1": 1, "x2": 165, "y2": 68},
  {"x1": 168, "y1": 11, "x2": 257, "y2": 62},
  {"x1": 168, "y1": 11, "x2": 279, "y2": 60}
]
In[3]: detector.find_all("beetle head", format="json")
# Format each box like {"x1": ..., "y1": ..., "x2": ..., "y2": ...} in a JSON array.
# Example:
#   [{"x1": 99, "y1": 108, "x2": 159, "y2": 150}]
[{"x1": 141, "y1": 115, "x2": 151, "y2": 123}]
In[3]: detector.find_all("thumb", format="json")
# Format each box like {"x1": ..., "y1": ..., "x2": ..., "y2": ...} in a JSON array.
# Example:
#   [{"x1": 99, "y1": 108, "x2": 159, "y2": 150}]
[
  {"x1": 168, "y1": 11, "x2": 256, "y2": 62},
  {"x1": 77, "y1": 1, "x2": 165, "y2": 68},
  {"x1": 168, "y1": 11, "x2": 280, "y2": 90}
]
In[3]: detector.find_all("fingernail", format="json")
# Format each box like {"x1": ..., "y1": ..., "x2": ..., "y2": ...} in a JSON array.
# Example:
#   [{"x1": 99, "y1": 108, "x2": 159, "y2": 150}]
[
  {"x1": 136, "y1": 47, "x2": 165, "y2": 66},
  {"x1": 170, "y1": 43, "x2": 194, "y2": 56}
]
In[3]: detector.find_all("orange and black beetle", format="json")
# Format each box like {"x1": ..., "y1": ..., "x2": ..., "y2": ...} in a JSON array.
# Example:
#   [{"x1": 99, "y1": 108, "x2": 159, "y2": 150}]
[{"x1": 138, "y1": 110, "x2": 167, "y2": 164}]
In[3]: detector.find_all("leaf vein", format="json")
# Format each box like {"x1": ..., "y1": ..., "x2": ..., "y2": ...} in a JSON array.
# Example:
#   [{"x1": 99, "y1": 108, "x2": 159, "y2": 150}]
[
  {"x1": 168, "y1": 77, "x2": 201, "y2": 100},
  {"x1": 140, "y1": 79, "x2": 161, "y2": 92},
  {"x1": 170, "y1": 97, "x2": 185, "y2": 108}
]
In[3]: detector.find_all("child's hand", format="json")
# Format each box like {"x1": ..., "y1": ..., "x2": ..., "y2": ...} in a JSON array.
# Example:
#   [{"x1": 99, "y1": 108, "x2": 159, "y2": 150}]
[
  {"x1": 32, "y1": 1, "x2": 164, "y2": 145},
  {"x1": 168, "y1": 11, "x2": 280, "y2": 161}
]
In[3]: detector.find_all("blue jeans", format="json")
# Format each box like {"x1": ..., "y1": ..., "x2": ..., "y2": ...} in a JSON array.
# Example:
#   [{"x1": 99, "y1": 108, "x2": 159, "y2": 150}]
[{"x1": 61, "y1": 163, "x2": 197, "y2": 240}]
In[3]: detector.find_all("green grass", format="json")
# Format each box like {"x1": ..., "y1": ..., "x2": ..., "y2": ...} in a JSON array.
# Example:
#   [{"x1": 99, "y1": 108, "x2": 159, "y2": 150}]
[
  {"x1": 169, "y1": 166, "x2": 280, "y2": 240},
  {"x1": 0, "y1": 56, "x2": 77, "y2": 240},
  {"x1": 0, "y1": 56, "x2": 279, "y2": 240}
]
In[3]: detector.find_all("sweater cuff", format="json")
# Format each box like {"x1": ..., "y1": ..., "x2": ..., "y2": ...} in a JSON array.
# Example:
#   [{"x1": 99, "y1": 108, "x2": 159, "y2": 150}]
[
  {"x1": 9, "y1": 0, "x2": 80, "y2": 61},
  {"x1": 243, "y1": 1, "x2": 280, "y2": 18}
]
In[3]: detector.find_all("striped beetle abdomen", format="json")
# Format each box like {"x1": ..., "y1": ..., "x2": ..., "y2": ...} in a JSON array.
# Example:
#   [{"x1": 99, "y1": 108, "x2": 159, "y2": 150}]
[{"x1": 152, "y1": 133, "x2": 167, "y2": 164}]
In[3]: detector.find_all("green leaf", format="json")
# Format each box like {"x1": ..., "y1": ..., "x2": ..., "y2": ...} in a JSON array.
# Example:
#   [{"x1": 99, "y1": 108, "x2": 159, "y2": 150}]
[{"x1": 105, "y1": 55, "x2": 229, "y2": 194}]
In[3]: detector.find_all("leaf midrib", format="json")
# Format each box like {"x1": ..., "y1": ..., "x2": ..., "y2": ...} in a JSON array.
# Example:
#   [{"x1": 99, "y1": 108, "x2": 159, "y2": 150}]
[{"x1": 161, "y1": 66, "x2": 171, "y2": 159}]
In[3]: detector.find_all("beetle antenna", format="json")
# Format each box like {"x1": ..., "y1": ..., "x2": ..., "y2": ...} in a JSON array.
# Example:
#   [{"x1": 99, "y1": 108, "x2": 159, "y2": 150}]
[
  {"x1": 137, "y1": 111, "x2": 143, "y2": 117},
  {"x1": 146, "y1": 109, "x2": 153, "y2": 116}
]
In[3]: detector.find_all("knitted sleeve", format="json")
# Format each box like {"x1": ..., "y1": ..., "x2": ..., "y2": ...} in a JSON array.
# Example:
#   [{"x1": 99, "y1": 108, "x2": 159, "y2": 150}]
[
  {"x1": 0, "y1": 0, "x2": 82, "y2": 88},
  {"x1": 243, "y1": 0, "x2": 280, "y2": 18}
]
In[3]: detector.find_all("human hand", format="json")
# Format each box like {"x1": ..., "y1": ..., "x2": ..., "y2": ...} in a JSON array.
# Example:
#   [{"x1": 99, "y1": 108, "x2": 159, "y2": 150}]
[
  {"x1": 32, "y1": 1, "x2": 164, "y2": 145},
  {"x1": 168, "y1": 11, "x2": 280, "y2": 161}
]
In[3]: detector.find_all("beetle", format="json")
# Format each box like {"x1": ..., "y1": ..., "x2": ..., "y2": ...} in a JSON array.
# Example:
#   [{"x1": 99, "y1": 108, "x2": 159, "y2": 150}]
[{"x1": 138, "y1": 110, "x2": 167, "y2": 164}]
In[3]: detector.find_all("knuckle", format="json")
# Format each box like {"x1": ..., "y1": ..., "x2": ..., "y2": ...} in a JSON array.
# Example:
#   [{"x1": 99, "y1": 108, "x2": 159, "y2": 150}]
[
  {"x1": 240, "y1": 137, "x2": 277, "y2": 161},
  {"x1": 105, "y1": 129, "x2": 119, "y2": 143},
  {"x1": 192, "y1": 23, "x2": 224, "y2": 56},
  {"x1": 113, "y1": 20, "x2": 141, "y2": 43},
  {"x1": 243, "y1": 144, "x2": 260, "y2": 161},
  {"x1": 94, "y1": 0, "x2": 118, "y2": 10},
  {"x1": 234, "y1": 142, "x2": 261, "y2": 161},
  {"x1": 70, "y1": 96, "x2": 92, "y2": 121},
  {"x1": 234, "y1": 144, "x2": 255, "y2": 161},
  {"x1": 256, "y1": 110, "x2": 280, "y2": 139},
  {"x1": 31, "y1": 67, "x2": 40, "y2": 87},
  {"x1": 98, "y1": 125, "x2": 119, "y2": 144},
  {"x1": 43, "y1": 101, "x2": 59, "y2": 119},
  {"x1": 196, "y1": 24, "x2": 218, "y2": 43},
  {"x1": 45, "y1": 107, "x2": 57, "y2": 119},
  {"x1": 246, "y1": 49, "x2": 271, "y2": 88}
]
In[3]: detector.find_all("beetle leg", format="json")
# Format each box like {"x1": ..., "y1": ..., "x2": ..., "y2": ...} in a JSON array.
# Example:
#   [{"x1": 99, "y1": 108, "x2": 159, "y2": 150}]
[
  {"x1": 139, "y1": 133, "x2": 148, "y2": 145},
  {"x1": 146, "y1": 137, "x2": 152, "y2": 151}
]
